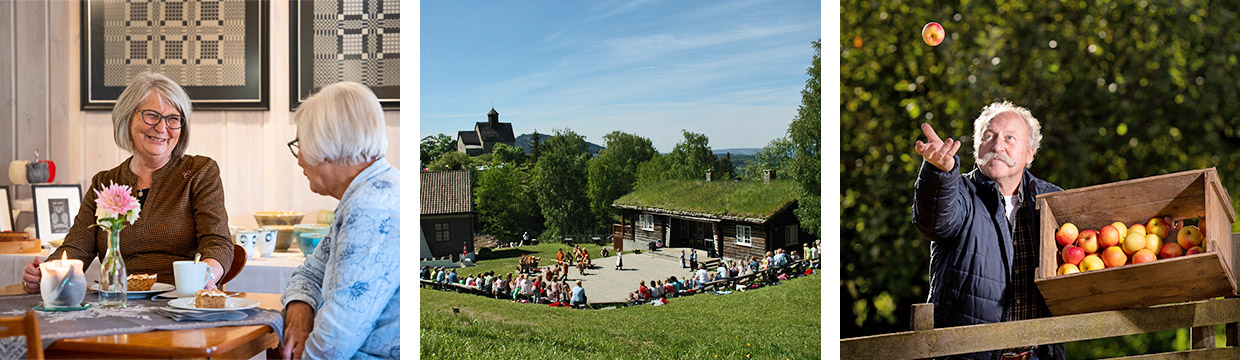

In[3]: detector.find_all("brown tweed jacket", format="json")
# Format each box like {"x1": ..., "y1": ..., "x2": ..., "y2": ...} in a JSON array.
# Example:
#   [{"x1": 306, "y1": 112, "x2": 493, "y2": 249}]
[{"x1": 50, "y1": 155, "x2": 233, "y2": 286}]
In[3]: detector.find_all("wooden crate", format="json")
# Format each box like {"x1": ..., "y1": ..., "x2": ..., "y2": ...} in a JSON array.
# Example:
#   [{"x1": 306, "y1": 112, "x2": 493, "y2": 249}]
[{"x1": 1034, "y1": 168, "x2": 1237, "y2": 316}]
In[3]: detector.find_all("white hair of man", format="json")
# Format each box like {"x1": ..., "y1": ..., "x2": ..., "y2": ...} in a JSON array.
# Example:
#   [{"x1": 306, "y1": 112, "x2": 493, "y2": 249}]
[
  {"x1": 293, "y1": 81, "x2": 388, "y2": 165},
  {"x1": 112, "y1": 72, "x2": 193, "y2": 159},
  {"x1": 971, "y1": 100, "x2": 1042, "y2": 167}
]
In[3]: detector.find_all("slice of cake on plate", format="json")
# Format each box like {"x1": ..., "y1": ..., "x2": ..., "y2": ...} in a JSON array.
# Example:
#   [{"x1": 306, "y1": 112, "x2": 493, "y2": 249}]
[
  {"x1": 194, "y1": 289, "x2": 227, "y2": 308},
  {"x1": 127, "y1": 274, "x2": 157, "y2": 291}
]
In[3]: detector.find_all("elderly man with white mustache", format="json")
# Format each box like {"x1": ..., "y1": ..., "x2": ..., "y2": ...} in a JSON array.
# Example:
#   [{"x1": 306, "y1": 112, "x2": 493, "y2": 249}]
[{"x1": 911, "y1": 100, "x2": 1066, "y2": 360}]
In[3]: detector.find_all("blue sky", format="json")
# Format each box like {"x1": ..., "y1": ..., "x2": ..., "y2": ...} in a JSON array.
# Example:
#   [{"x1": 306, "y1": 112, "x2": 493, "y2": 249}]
[{"x1": 420, "y1": 0, "x2": 821, "y2": 152}]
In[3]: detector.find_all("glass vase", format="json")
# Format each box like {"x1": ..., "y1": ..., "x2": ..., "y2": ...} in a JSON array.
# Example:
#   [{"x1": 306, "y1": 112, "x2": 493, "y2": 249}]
[{"x1": 98, "y1": 227, "x2": 127, "y2": 308}]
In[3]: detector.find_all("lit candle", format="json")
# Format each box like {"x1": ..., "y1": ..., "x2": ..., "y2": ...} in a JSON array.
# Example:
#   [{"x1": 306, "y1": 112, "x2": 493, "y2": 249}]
[{"x1": 39, "y1": 252, "x2": 87, "y2": 308}]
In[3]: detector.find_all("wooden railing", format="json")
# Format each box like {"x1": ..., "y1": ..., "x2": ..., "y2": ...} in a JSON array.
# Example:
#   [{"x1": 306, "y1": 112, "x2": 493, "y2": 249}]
[{"x1": 840, "y1": 298, "x2": 1240, "y2": 359}]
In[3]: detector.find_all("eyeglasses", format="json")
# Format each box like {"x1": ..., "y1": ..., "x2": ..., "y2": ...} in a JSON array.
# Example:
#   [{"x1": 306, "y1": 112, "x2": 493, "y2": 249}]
[
  {"x1": 135, "y1": 110, "x2": 184, "y2": 130},
  {"x1": 288, "y1": 138, "x2": 300, "y2": 158}
]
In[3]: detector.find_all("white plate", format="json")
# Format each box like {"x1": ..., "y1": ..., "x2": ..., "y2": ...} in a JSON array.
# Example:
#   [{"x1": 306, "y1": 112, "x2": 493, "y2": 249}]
[
  {"x1": 90, "y1": 283, "x2": 176, "y2": 298},
  {"x1": 167, "y1": 297, "x2": 260, "y2": 311}
]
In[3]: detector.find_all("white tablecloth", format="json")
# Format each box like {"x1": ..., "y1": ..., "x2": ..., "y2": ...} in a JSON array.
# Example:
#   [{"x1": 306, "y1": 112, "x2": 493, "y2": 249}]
[{"x1": 0, "y1": 249, "x2": 306, "y2": 294}]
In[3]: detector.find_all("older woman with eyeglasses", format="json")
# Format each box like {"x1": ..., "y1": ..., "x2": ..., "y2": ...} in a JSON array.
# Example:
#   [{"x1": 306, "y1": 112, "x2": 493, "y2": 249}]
[
  {"x1": 20, "y1": 72, "x2": 233, "y2": 293},
  {"x1": 280, "y1": 82, "x2": 399, "y2": 359}
]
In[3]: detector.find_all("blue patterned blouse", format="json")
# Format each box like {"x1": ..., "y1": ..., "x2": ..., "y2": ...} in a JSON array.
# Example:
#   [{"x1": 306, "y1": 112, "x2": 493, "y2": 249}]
[{"x1": 282, "y1": 159, "x2": 400, "y2": 359}]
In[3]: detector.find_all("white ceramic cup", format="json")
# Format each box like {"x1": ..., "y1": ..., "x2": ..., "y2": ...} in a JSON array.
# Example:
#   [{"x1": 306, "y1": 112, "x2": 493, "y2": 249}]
[
  {"x1": 172, "y1": 260, "x2": 211, "y2": 298},
  {"x1": 257, "y1": 229, "x2": 277, "y2": 257},
  {"x1": 239, "y1": 231, "x2": 259, "y2": 260}
]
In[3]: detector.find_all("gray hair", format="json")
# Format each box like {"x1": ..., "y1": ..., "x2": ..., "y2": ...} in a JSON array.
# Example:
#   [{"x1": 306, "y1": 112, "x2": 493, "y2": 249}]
[
  {"x1": 971, "y1": 100, "x2": 1042, "y2": 166},
  {"x1": 112, "y1": 72, "x2": 192, "y2": 159},
  {"x1": 293, "y1": 82, "x2": 388, "y2": 165}
]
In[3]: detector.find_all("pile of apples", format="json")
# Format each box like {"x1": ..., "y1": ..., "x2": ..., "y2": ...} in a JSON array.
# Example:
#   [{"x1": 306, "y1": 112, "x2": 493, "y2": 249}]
[{"x1": 1055, "y1": 217, "x2": 1206, "y2": 275}]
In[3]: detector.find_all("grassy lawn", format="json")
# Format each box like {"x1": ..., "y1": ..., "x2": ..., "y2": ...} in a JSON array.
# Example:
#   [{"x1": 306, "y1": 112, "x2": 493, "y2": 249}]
[
  {"x1": 420, "y1": 272, "x2": 821, "y2": 359},
  {"x1": 457, "y1": 243, "x2": 615, "y2": 278}
]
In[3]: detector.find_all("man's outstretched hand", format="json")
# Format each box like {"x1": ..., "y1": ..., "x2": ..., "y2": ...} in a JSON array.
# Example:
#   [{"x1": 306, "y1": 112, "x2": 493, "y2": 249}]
[{"x1": 915, "y1": 123, "x2": 961, "y2": 172}]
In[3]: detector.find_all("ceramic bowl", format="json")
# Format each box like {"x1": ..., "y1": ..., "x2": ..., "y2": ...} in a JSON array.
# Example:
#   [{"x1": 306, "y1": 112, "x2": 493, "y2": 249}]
[
  {"x1": 297, "y1": 233, "x2": 325, "y2": 257},
  {"x1": 253, "y1": 211, "x2": 305, "y2": 227}
]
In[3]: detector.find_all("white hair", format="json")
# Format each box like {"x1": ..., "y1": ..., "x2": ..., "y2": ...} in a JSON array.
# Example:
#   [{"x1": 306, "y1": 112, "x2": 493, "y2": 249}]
[
  {"x1": 293, "y1": 82, "x2": 388, "y2": 165},
  {"x1": 112, "y1": 72, "x2": 193, "y2": 159},
  {"x1": 972, "y1": 100, "x2": 1042, "y2": 166}
]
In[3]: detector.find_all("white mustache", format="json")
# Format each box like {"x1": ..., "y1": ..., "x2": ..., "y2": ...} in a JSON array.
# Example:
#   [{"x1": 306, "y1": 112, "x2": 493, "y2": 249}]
[{"x1": 979, "y1": 151, "x2": 1016, "y2": 167}]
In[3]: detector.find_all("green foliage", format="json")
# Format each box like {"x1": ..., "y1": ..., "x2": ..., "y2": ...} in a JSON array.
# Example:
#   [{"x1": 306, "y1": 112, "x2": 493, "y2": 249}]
[
  {"x1": 614, "y1": 179, "x2": 798, "y2": 220},
  {"x1": 789, "y1": 40, "x2": 821, "y2": 237},
  {"x1": 427, "y1": 151, "x2": 476, "y2": 172},
  {"x1": 420, "y1": 133, "x2": 456, "y2": 169},
  {"x1": 533, "y1": 129, "x2": 593, "y2": 240},
  {"x1": 588, "y1": 132, "x2": 658, "y2": 232},
  {"x1": 475, "y1": 163, "x2": 541, "y2": 243},
  {"x1": 635, "y1": 153, "x2": 673, "y2": 189},
  {"x1": 421, "y1": 271, "x2": 820, "y2": 359},
  {"x1": 841, "y1": 2, "x2": 1240, "y2": 355},
  {"x1": 743, "y1": 137, "x2": 794, "y2": 182},
  {"x1": 669, "y1": 131, "x2": 716, "y2": 180},
  {"x1": 490, "y1": 143, "x2": 527, "y2": 166},
  {"x1": 714, "y1": 152, "x2": 735, "y2": 180}
]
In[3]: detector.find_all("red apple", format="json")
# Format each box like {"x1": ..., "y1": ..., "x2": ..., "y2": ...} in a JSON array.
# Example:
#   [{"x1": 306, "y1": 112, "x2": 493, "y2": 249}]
[
  {"x1": 1147, "y1": 217, "x2": 1169, "y2": 239},
  {"x1": 1186, "y1": 246, "x2": 1205, "y2": 255},
  {"x1": 1177, "y1": 225, "x2": 1204, "y2": 250},
  {"x1": 922, "y1": 22, "x2": 945, "y2": 46},
  {"x1": 1159, "y1": 242, "x2": 1184, "y2": 259},
  {"x1": 1077, "y1": 230, "x2": 1099, "y2": 253},
  {"x1": 1099, "y1": 225, "x2": 1122, "y2": 248},
  {"x1": 1056, "y1": 223, "x2": 1079, "y2": 247},
  {"x1": 1080, "y1": 254, "x2": 1106, "y2": 271},
  {"x1": 1132, "y1": 249, "x2": 1157, "y2": 264},
  {"x1": 1101, "y1": 246, "x2": 1127, "y2": 268},
  {"x1": 1057, "y1": 263, "x2": 1080, "y2": 276},
  {"x1": 1061, "y1": 244, "x2": 1086, "y2": 266}
]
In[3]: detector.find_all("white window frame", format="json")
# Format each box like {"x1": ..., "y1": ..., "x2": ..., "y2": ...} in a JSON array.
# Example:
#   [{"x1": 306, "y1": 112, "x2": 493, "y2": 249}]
[
  {"x1": 736, "y1": 225, "x2": 752, "y2": 246},
  {"x1": 785, "y1": 224, "x2": 799, "y2": 246},
  {"x1": 639, "y1": 214, "x2": 654, "y2": 231}
]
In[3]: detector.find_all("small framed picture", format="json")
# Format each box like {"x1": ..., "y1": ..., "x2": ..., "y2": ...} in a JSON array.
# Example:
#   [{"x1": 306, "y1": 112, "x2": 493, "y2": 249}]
[
  {"x1": 32, "y1": 185, "x2": 83, "y2": 241},
  {"x1": 0, "y1": 186, "x2": 12, "y2": 231}
]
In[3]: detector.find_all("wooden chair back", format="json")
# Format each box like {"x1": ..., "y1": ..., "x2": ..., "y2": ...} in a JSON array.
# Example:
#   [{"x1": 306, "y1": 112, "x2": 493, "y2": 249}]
[
  {"x1": 0, "y1": 310, "x2": 43, "y2": 359},
  {"x1": 217, "y1": 244, "x2": 247, "y2": 291}
]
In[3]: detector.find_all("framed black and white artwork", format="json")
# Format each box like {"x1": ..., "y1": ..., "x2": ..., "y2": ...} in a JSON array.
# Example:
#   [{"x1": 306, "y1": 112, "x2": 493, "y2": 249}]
[
  {"x1": 0, "y1": 186, "x2": 12, "y2": 232},
  {"x1": 290, "y1": 0, "x2": 399, "y2": 111},
  {"x1": 82, "y1": 0, "x2": 270, "y2": 110},
  {"x1": 32, "y1": 185, "x2": 83, "y2": 242}
]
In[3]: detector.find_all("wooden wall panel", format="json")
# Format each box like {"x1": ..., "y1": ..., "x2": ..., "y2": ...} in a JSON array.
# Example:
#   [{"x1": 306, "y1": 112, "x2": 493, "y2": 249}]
[
  {"x1": 0, "y1": 1, "x2": 15, "y2": 184},
  {"x1": 48, "y1": 0, "x2": 75, "y2": 184},
  {"x1": 13, "y1": 0, "x2": 48, "y2": 199}
]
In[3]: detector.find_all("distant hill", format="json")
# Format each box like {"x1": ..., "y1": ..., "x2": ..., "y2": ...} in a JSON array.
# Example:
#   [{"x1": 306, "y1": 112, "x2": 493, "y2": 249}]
[
  {"x1": 713, "y1": 148, "x2": 761, "y2": 156},
  {"x1": 514, "y1": 133, "x2": 605, "y2": 156}
]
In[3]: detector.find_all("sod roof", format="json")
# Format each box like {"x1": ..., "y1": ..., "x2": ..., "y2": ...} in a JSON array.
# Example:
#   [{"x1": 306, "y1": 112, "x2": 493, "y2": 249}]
[{"x1": 612, "y1": 179, "x2": 798, "y2": 223}]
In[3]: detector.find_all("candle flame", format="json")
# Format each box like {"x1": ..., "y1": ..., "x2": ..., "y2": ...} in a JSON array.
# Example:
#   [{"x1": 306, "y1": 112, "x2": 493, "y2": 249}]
[{"x1": 61, "y1": 252, "x2": 67, "y2": 262}]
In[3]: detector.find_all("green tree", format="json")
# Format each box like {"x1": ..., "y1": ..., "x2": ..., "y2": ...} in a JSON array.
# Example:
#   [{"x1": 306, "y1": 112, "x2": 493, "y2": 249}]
[
  {"x1": 427, "y1": 151, "x2": 475, "y2": 172},
  {"x1": 668, "y1": 130, "x2": 716, "y2": 180},
  {"x1": 842, "y1": 2, "x2": 1240, "y2": 355},
  {"x1": 588, "y1": 131, "x2": 658, "y2": 232},
  {"x1": 475, "y1": 162, "x2": 540, "y2": 242},
  {"x1": 420, "y1": 134, "x2": 456, "y2": 169},
  {"x1": 715, "y1": 152, "x2": 735, "y2": 180},
  {"x1": 635, "y1": 153, "x2": 673, "y2": 190},
  {"x1": 789, "y1": 40, "x2": 821, "y2": 238},
  {"x1": 533, "y1": 129, "x2": 592, "y2": 240},
  {"x1": 530, "y1": 130, "x2": 542, "y2": 163},
  {"x1": 744, "y1": 137, "x2": 794, "y2": 181},
  {"x1": 490, "y1": 143, "x2": 526, "y2": 166}
]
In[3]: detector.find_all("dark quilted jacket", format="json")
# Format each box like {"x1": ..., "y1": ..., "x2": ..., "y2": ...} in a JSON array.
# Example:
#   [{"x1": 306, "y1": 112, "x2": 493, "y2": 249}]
[{"x1": 912, "y1": 157, "x2": 1066, "y2": 360}]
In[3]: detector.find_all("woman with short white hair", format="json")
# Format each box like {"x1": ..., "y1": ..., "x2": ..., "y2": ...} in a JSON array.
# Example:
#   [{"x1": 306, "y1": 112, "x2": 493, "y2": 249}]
[{"x1": 280, "y1": 82, "x2": 399, "y2": 359}]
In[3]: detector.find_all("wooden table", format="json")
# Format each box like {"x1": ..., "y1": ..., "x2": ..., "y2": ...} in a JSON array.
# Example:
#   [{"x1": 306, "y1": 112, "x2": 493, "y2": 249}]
[{"x1": 0, "y1": 284, "x2": 284, "y2": 359}]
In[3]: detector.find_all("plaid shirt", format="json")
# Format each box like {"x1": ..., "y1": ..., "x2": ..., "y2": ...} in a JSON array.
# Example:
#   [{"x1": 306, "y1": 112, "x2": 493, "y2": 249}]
[{"x1": 1003, "y1": 184, "x2": 1049, "y2": 354}]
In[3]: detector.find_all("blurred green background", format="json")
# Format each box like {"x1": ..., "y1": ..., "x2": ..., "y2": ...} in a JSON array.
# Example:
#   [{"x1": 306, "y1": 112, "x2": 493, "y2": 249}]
[{"x1": 840, "y1": 1, "x2": 1240, "y2": 357}]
